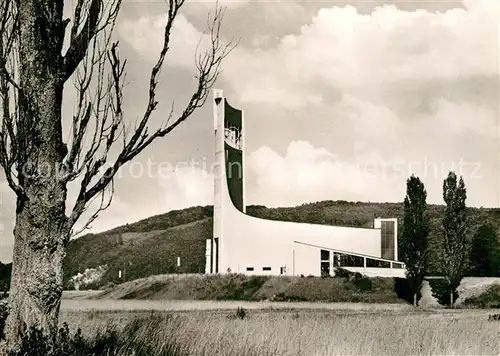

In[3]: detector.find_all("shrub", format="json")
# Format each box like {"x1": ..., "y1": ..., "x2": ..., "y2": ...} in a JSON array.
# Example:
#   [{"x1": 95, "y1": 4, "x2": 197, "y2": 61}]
[
  {"x1": 333, "y1": 270, "x2": 373, "y2": 293},
  {"x1": 463, "y1": 284, "x2": 500, "y2": 309},
  {"x1": 488, "y1": 314, "x2": 500, "y2": 321},
  {"x1": 353, "y1": 275, "x2": 372, "y2": 292},
  {"x1": 334, "y1": 267, "x2": 355, "y2": 278},
  {"x1": 236, "y1": 307, "x2": 247, "y2": 320},
  {"x1": 6, "y1": 322, "x2": 122, "y2": 356}
]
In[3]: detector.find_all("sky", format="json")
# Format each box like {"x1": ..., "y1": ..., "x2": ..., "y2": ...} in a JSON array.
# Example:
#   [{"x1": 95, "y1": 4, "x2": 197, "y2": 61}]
[{"x1": 0, "y1": 0, "x2": 499, "y2": 262}]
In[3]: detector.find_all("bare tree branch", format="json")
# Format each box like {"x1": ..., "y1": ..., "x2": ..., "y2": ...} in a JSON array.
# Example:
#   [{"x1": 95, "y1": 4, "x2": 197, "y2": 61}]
[
  {"x1": 58, "y1": 0, "x2": 236, "y2": 235},
  {"x1": 71, "y1": 178, "x2": 114, "y2": 238},
  {"x1": 0, "y1": 0, "x2": 24, "y2": 198},
  {"x1": 62, "y1": 0, "x2": 121, "y2": 82},
  {"x1": 0, "y1": 0, "x2": 19, "y2": 90},
  {"x1": 61, "y1": 0, "x2": 123, "y2": 183},
  {"x1": 0, "y1": 81, "x2": 22, "y2": 196}
]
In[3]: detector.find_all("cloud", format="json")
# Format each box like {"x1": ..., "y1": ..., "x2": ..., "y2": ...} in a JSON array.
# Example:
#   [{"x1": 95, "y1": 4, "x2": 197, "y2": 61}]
[
  {"x1": 118, "y1": 13, "x2": 207, "y2": 69},
  {"x1": 428, "y1": 99, "x2": 498, "y2": 138},
  {"x1": 73, "y1": 165, "x2": 214, "y2": 235},
  {"x1": 218, "y1": 0, "x2": 499, "y2": 210},
  {"x1": 248, "y1": 140, "x2": 404, "y2": 206},
  {"x1": 157, "y1": 165, "x2": 214, "y2": 210},
  {"x1": 222, "y1": 0, "x2": 498, "y2": 108},
  {"x1": 247, "y1": 138, "x2": 494, "y2": 208},
  {"x1": 73, "y1": 195, "x2": 160, "y2": 235},
  {"x1": 185, "y1": 0, "x2": 250, "y2": 10}
]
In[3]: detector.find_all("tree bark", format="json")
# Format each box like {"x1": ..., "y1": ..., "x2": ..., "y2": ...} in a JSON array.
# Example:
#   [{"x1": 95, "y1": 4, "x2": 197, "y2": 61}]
[
  {"x1": 5, "y1": 204, "x2": 68, "y2": 350},
  {"x1": 450, "y1": 288, "x2": 454, "y2": 308},
  {"x1": 413, "y1": 293, "x2": 417, "y2": 307},
  {"x1": 4, "y1": 1, "x2": 68, "y2": 351}
]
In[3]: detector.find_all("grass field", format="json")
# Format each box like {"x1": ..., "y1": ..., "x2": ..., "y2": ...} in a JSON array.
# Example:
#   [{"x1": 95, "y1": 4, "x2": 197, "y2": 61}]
[{"x1": 59, "y1": 307, "x2": 500, "y2": 356}]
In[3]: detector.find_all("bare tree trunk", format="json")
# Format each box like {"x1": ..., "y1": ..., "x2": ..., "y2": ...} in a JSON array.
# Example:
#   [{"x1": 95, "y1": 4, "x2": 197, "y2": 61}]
[
  {"x1": 5, "y1": 204, "x2": 68, "y2": 350},
  {"x1": 450, "y1": 288, "x2": 454, "y2": 308},
  {"x1": 413, "y1": 293, "x2": 417, "y2": 307},
  {"x1": 3, "y1": 2, "x2": 69, "y2": 350},
  {"x1": 4, "y1": 98, "x2": 69, "y2": 349}
]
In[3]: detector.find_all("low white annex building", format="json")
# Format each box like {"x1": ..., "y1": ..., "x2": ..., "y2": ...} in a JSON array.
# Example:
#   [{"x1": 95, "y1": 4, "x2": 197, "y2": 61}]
[{"x1": 205, "y1": 90, "x2": 406, "y2": 278}]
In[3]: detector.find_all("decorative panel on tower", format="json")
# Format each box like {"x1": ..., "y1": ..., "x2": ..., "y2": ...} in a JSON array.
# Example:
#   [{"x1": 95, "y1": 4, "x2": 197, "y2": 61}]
[{"x1": 224, "y1": 99, "x2": 244, "y2": 212}]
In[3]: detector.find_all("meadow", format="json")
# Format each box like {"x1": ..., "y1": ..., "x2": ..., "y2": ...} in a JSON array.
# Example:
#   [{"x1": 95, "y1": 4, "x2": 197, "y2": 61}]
[
  {"x1": 59, "y1": 307, "x2": 500, "y2": 356},
  {"x1": 1, "y1": 275, "x2": 497, "y2": 355}
]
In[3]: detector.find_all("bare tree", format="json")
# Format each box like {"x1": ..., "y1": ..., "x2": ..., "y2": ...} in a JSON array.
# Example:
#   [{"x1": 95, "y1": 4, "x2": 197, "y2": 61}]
[{"x1": 0, "y1": 0, "x2": 235, "y2": 350}]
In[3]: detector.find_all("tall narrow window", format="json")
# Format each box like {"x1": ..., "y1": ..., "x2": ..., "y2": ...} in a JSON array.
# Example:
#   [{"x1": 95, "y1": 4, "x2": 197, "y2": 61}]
[
  {"x1": 214, "y1": 237, "x2": 219, "y2": 273},
  {"x1": 210, "y1": 238, "x2": 214, "y2": 273},
  {"x1": 381, "y1": 220, "x2": 395, "y2": 260}
]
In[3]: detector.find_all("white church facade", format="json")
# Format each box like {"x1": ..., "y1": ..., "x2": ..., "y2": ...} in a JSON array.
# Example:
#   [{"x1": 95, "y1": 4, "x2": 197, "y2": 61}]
[{"x1": 205, "y1": 90, "x2": 406, "y2": 278}]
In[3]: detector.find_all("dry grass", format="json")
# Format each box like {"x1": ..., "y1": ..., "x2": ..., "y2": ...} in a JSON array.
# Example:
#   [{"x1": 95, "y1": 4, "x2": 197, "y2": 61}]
[{"x1": 60, "y1": 308, "x2": 500, "y2": 356}]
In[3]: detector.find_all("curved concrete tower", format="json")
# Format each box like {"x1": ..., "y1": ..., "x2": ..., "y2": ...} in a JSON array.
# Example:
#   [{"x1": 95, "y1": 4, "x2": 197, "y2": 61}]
[{"x1": 205, "y1": 90, "x2": 405, "y2": 277}]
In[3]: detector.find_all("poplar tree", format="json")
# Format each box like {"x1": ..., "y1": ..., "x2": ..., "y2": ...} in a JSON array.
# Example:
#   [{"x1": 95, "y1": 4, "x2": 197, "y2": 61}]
[
  {"x1": 440, "y1": 171, "x2": 468, "y2": 306},
  {"x1": 400, "y1": 175, "x2": 430, "y2": 306}
]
